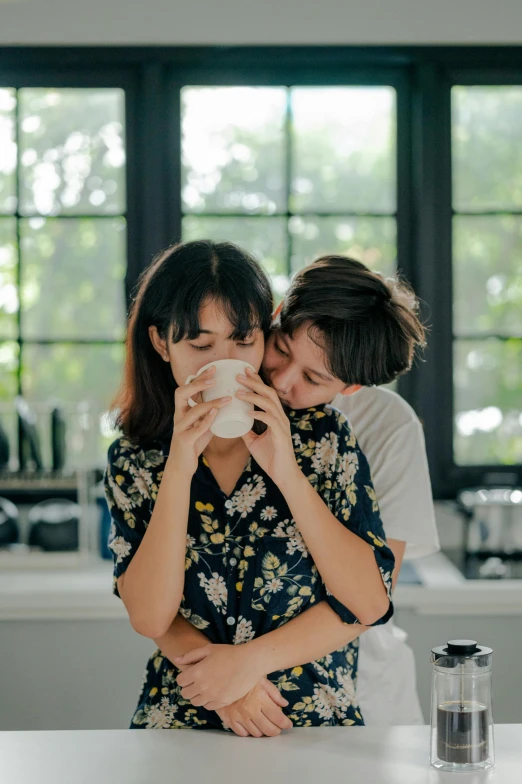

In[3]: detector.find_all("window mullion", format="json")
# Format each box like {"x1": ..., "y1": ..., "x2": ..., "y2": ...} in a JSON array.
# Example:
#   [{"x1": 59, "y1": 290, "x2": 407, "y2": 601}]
[{"x1": 409, "y1": 64, "x2": 454, "y2": 498}]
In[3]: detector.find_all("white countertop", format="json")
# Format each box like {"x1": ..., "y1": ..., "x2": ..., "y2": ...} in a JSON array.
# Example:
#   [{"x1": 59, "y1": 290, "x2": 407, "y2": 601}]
[
  {"x1": 1, "y1": 552, "x2": 522, "y2": 620},
  {"x1": 0, "y1": 725, "x2": 519, "y2": 783}
]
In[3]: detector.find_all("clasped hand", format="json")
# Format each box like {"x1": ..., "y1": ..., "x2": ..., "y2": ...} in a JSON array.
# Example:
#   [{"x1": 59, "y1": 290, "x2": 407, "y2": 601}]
[
  {"x1": 175, "y1": 643, "x2": 293, "y2": 737},
  {"x1": 175, "y1": 643, "x2": 264, "y2": 710}
]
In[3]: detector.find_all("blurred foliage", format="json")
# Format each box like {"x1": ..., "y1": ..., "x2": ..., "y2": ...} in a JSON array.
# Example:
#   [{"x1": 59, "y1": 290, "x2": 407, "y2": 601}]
[
  {"x1": 454, "y1": 340, "x2": 522, "y2": 465},
  {"x1": 0, "y1": 218, "x2": 18, "y2": 339},
  {"x1": 0, "y1": 89, "x2": 17, "y2": 214},
  {"x1": 290, "y1": 87, "x2": 396, "y2": 214},
  {"x1": 289, "y1": 215, "x2": 396, "y2": 277},
  {"x1": 0, "y1": 341, "x2": 18, "y2": 401},
  {"x1": 19, "y1": 88, "x2": 126, "y2": 216},
  {"x1": 453, "y1": 86, "x2": 522, "y2": 212},
  {"x1": 0, "y1": 88, "x2": 126, "y2": 468},
  {"x1": 454, "y1": 216, "x2": 522, "y2": 337},
  {"x1": 452, "y1": 86, "x2": 522, "y2": 466},
  {"x1": 182, "y1": 87, "x2": 287, "y2": 215},
  {"x1": 20, "y1": 217, "x2": 126, "y2": 340}
]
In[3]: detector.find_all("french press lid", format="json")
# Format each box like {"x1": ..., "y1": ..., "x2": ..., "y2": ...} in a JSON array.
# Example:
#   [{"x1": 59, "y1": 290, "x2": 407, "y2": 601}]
[{"x1": 431, "y1": 639, "x2": 493, "y2": 668}]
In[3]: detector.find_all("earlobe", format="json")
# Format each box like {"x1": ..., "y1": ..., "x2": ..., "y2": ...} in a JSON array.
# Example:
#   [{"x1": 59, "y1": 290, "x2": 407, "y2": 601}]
[
  {"x1": 148, "y1": 325, "x2": 168, "y2": 361},
  {"x1": 340, "y1": 384, "x2": 362, "y2": 396}
]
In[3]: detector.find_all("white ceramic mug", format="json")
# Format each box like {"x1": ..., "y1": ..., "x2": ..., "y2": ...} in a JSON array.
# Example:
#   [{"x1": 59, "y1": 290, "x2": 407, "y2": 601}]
[{"x1": 184, "y1": 359, "x2": 255, "y2": 439}]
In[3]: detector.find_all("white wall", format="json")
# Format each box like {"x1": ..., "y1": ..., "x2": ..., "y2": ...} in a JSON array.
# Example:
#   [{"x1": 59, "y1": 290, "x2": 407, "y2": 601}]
[{"x1": 0, "y1": 0, "x2": 522, "y2": 46}]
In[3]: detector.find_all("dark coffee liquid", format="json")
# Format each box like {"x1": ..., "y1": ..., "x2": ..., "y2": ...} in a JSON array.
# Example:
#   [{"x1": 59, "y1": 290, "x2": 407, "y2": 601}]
[{"x1": 437, "y1": 701, "x2": 489, "y2": 764}]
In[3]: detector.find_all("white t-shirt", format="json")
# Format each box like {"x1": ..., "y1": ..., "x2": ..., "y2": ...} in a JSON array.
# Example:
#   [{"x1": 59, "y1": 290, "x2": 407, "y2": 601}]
[{"x1": 330, "y1": 386, "x2": 440, "y2": 726}]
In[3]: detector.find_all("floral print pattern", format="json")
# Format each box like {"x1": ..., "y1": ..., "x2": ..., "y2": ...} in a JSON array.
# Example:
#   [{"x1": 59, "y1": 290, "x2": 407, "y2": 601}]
[{"x1": 104, "y1": 405, "x2": 394, "y2": 730}]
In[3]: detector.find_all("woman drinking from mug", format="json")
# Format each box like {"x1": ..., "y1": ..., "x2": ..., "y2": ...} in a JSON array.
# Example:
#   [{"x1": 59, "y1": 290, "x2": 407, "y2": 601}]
[{"x1": 105, "y1": 240, "x2": 394, "y2": 732}]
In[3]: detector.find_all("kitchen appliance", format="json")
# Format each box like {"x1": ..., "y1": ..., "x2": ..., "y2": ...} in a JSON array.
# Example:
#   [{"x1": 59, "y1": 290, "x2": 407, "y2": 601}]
[
  {"x1": 15, "y1": 396, "x2": 43, "y2": 471},
  {"x1": 447, "y1": 487, "x2": 522, "y2": 579},
  {"x1": 0, "y1": 419, "x2": 9, "y2": 469},
  {"x1": 430, "y1": 639, "x2": 494, "y2": 771},
  {"x1": 27, "y1": 498, "x2": 80, "y2": 551},
  {"x1": 0, "y1": 496, "x2": 19, "y2": 546},
  {"x1": 51, "y1": 406, "x2": 67, "y2": 471}
]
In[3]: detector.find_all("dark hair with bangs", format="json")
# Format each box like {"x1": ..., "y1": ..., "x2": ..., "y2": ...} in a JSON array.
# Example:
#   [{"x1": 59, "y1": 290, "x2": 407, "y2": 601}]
[
  {"x1": 112, "y1": 240, "x2": 273, "y2": 442},
  {"x1": 279, "y1": 255, "x2": 426, "y2": 387}
]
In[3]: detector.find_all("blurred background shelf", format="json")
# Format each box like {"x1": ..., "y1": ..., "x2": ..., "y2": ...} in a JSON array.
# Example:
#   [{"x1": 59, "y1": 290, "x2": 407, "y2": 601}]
[
  {"x1": 0, "y1": 469, "x2": 99, "y2": 568},
  {"x1": 0, "y1": 471, "x2": 79, "y2": 501}
]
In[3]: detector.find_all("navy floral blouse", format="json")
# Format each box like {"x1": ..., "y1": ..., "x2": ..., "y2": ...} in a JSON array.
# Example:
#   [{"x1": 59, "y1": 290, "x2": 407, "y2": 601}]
[{"x1": 104, "y1": 405, "x2": 394, "y2": 730}]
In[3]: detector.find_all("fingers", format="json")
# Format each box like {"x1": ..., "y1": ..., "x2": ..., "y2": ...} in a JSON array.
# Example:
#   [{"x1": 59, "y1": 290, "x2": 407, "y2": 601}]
[
  {"x1": 247, "y1": 714, "x2": 282, "y2": 738},
  {"x1": 217, "y1": 708, "x2": 251, "y2": 737},
  {"x1": 175, "y1": 645, "x2": 212, "y2": 669},
  {"x1": 230, "y1": 721, "x2": 249, "y2": 737},
  {"x1": 201, "y1": 700, "x2": 225, "y2": 712},
  {"x1": 180, "y1": 686, "x2": 201, "y2": 702},
  {"x1": 178, "y1": 366, "x2": 216, "y2": 397},
  {"x1": 175, "y1": 368, "x2": 216, "y2": 407},
  {"x1": 176, "y1": 668, "x2": 195, "y2": 688},
  {"x1": 177, "y1": 397, "x2": 230, "y2": 432},
  {"x1": 250, "y1": 410, "x2": 280, "y2": 430},
  {"x1": 260, "y1": 679, "x2": 289, "y2": 709},
  {"x1": 260, "y1": 699, "x2": 293, "y2": 731},
  {"x1": 235, "y1": 389, "x2": 280, "y2": 417},
  {"x1": 190, "y1": 408, "x2": 218, "y2": 441},
  {"x1": 237, "y1": 368, "x2": 284, "y2": 410},
  {"x1": 245, "y1": 719, "x2": 264, "y2": 738},
  {"x1": 187, "y1": 693, "x2": 208, "y2": 708}
]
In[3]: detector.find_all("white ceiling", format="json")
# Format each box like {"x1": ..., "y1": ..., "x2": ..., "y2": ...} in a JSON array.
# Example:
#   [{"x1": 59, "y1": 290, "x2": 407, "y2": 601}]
[{"x1": 0, "y1": 0, "x2": 521, "y2": 46}]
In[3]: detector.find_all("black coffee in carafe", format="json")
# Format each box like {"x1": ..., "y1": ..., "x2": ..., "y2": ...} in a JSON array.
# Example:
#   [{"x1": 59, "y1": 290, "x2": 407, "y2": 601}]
[
  {"x1": 430, "y1": 640, "x2": 494, "y2": 771},
  {"x1": 437, "y1": 701, "x2": 488, "y2": 764}
]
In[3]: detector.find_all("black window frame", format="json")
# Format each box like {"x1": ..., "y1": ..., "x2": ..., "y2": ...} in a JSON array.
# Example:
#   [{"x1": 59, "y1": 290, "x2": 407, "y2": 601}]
[{"x1": 1, "y1": 45, "x2": 521, "y2": 501}]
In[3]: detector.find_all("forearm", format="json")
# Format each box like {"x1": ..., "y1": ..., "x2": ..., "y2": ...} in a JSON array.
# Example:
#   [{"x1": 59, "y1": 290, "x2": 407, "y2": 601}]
[
  {"x1": 120, "y1": 459, "x2": 191, "y2": 638},
  {"x1": 280, "y1": 472, "x2": 389, "y2": 625},
  {"x1": 244, "y1": 601, "x2": 367, "y2": 676},
  {"x1": 154, "y1": 614, "x2": 211, "y2": 664}
]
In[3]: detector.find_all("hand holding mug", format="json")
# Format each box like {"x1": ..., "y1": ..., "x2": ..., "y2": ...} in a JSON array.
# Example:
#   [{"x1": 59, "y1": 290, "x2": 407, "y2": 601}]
[
  {"x1": 168, "y1": 367, "x2": 232, "y2": 476},
  {"x1": 236, "y1": 368, "x2": 299, "y2": 487},
  {"x1": 185, "y1": 359, "x2": 256, "y2": 439}
]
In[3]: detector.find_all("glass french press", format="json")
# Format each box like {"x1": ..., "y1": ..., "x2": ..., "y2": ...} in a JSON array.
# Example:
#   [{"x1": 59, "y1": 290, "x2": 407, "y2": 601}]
[{"x1": 430, "y1": 639, "x2": 494, "y2": 771}]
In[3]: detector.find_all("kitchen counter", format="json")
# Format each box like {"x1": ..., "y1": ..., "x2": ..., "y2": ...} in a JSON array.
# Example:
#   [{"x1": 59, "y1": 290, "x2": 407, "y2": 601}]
[
  {"x1": 1, "y1": 552, "x2": 522, "y2": 620},
  {"x1": 0, "y1": 725, "x2": 520, "y2": 783}
]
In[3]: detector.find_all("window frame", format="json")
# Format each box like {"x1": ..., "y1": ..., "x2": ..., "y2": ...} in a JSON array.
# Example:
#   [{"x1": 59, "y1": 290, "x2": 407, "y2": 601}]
[{"x1": 1, "y1": 46, "x2": 522, "y2": 499}]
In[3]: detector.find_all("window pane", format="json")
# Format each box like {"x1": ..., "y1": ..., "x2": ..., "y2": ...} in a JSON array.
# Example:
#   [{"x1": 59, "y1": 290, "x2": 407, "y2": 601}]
[
  {"x1": 19, "y1": 88, "x2": 126, "y2": 216},
  {"x1": 20, "y1": 217, "x2": 126, "y2": 341},
  {"x1": 0, "y1": 89, "x2": 17, "y2": 214},
  {"x1": 289, "y1": 216, "x2": 396, "y2": 276},
  {"x1": 182, "y1": 87, "x2": 286, "y2": 215},
  {"x1": 291, "y1": 87, "x2": 396, "y2": 214},
  {"x1": 454, "y1": 216, "x2": 522, "y2": 337},
  {"x1": 0, "y1": 218, "x2": 18, "y2": 339},
  {"x1": 454, "y1": 339, "x2": 522, "y2": 465},
  {"x1": 0, "y1": 341, "x2": 19, "y2": 469},
  {"x1": 452, "y1": 86, "x2": 522, "y2": 212},
  {"x1": 21, "y1": 343, "x2": 124, "y2": 466},
  {"x1": 183, "y1": 215, "x2": 289, "y2": 297}
]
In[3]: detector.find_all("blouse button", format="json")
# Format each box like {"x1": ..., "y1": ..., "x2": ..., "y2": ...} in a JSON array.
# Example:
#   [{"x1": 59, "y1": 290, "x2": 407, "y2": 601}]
[
  {"x1": 226, "y1": 616, "x2": 235, "y2": 626},
  {"x1": 229, "y1": 557, "x2": 237, "y2": 566}
]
